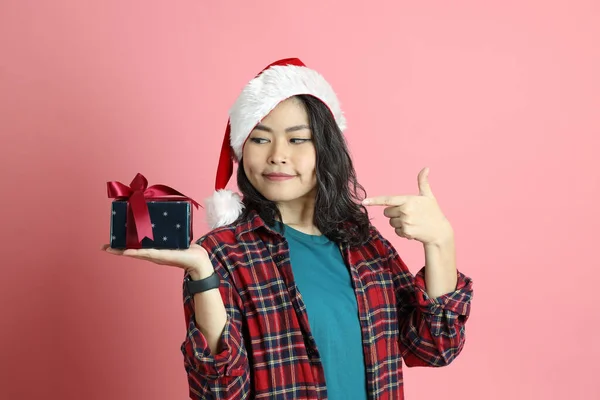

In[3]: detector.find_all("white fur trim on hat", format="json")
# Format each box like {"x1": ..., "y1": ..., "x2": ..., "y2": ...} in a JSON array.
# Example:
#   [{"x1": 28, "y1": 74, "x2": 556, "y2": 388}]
[
  {"x1": 205, "y1": 189, "x2": 244, "y2": 229},
  {"x1": 228, "y1": 64, "x2": 347, "y2": 160}
]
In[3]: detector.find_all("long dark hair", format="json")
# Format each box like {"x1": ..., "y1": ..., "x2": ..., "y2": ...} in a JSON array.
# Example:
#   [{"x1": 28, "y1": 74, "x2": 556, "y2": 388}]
[{"x1": 237, "y1": 95, "x2": 371, "y2": 247}]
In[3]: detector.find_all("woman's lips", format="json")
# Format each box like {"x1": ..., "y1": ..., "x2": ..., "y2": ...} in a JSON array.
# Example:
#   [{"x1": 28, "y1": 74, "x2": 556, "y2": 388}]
[{"x1": 264, "y1": 173, "x2": 295, "y2": 181}]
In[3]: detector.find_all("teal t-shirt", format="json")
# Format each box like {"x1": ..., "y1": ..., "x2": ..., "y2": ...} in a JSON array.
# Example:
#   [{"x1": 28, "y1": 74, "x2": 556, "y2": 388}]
[{"x1": 274, "y1": 222, "x2": 368, "y2": 400}]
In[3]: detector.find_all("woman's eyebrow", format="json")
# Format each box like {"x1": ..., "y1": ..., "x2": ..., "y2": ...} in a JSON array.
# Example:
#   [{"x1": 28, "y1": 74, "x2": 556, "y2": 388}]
[
  {"x1": 254, "y1": 124, "x2": 310, "y2": 133},
  {"x1": 285, "y1": 124, "x2": 310, "y2": 132}
]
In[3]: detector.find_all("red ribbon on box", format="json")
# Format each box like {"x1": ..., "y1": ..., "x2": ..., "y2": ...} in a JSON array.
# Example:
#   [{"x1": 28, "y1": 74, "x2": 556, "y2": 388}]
[{"x1": 107, "y1": 173, "x2": 201, "y2": 249}]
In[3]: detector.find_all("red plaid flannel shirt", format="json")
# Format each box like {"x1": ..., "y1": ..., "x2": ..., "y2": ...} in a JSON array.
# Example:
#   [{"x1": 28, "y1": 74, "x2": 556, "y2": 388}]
[{"x1": 181, "y1": 210, "x2": 473, "y2": 399}]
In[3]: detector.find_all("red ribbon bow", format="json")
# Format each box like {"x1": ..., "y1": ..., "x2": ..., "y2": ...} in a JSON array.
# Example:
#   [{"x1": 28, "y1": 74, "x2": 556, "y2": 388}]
[{"x1": 107, "y1": 173, "x2": 201, "y2": 248}]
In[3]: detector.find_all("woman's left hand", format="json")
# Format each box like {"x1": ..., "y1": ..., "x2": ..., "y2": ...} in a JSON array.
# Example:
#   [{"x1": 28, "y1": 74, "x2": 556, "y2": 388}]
[{"x1": 362, "y1": 167, "x2": 454, "y2": 245}]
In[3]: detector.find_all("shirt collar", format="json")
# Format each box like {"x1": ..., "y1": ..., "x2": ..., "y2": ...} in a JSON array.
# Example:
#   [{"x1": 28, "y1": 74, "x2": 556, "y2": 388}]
[{"x1": 234, "y1": 209, "x2": 281, "y2": 240}]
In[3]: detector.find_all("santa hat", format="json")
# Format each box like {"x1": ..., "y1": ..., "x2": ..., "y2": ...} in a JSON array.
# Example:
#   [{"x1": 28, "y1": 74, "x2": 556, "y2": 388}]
[{"x1": 205, "y1": 57, "x2": 347, "y2": 229}]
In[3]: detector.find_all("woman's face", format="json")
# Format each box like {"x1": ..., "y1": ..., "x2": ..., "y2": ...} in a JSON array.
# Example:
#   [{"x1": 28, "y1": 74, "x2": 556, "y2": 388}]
[{"x1": 242, "y1": 97, "x2": 317, "y2": 206}]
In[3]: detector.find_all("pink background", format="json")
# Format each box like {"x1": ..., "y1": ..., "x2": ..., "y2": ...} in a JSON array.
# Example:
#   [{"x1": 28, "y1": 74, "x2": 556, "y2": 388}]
[{"x1": 1, "y1": 1, "x2": 599, "y2": 399}]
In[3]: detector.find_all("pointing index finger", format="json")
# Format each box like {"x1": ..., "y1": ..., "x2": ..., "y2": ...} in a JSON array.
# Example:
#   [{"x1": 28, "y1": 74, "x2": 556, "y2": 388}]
[{"x1": 362, "y1": 196, "x2": 409, "y2": 206}]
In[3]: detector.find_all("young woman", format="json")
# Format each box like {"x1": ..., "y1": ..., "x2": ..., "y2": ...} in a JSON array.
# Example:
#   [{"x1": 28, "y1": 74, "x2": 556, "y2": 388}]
[{"x1": 104, "y1": 58, "x2": 473, "y2": 400}]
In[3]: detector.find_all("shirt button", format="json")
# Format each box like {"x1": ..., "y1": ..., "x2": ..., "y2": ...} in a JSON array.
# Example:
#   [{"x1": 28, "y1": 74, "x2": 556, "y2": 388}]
[{"x1": 274, "y1": 254, "x2": 285, "y2": 262}]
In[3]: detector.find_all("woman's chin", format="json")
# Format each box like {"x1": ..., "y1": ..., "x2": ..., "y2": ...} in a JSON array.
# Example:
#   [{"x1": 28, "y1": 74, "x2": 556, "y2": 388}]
[{"x1": 259, "y1": 190, "x2": 309, "y2": 204}]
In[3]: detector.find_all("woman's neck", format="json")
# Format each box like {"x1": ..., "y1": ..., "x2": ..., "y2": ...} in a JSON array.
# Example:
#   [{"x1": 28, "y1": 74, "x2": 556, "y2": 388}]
[{"x1": 276, "y1": 196, "x2": 321, "y2": 236}]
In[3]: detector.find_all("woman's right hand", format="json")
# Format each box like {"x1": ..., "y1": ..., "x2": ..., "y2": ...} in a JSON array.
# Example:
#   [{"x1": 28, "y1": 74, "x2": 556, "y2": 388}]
[{"x1": 101, "y1": 243, "x2": 214, "y2": 280}]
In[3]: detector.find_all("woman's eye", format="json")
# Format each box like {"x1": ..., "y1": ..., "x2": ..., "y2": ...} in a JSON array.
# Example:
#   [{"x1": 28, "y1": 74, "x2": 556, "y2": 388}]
[
  {"x1": 290, "y1": 138, "x2": 311, "y2": 144},
  {"x1": 249, "y1": 138, "x2": 269, "y2": 144}
]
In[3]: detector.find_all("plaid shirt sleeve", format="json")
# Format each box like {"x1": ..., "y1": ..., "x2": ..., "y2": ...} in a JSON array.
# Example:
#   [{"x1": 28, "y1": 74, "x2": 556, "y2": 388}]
[
  {"x1": 380, "y1": 235, "x2": 474, "y2": 368},
  {"x1": 180, "y1": 235, "x2": 250, "y2": 399}
]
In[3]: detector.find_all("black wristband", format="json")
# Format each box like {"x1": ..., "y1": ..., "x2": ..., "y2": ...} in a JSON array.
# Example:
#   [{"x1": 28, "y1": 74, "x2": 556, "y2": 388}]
[{"x1": 185, "y1": 272, "x2": 220, "y2": 296}]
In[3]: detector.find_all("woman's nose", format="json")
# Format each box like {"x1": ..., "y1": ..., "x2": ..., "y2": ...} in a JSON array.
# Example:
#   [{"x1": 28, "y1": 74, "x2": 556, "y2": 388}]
[{"x1": 268, "y1": 141, "x2": 288, "y2": 164}]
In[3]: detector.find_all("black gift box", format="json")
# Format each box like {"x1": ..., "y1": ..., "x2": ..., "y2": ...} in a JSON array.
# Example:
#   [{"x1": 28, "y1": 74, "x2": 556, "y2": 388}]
[{"x1": 110, "y1": 200, "x2": 193, "y2": 250}]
